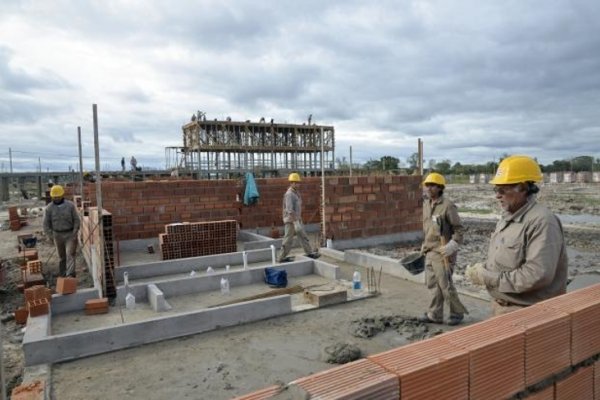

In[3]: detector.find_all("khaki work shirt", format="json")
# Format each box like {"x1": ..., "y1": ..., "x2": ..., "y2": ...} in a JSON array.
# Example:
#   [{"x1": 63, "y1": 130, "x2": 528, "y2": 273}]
[
  {"x1": 421, "y1": 195, "x2": 464, "y2": 263},
  {"x1": 485, "y1": 197, "x2": 568, "y2": 306}
]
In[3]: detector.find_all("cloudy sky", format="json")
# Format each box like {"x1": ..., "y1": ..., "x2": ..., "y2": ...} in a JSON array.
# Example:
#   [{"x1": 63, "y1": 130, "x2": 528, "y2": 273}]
[{"x1": 1, "y1": 0, "x2": 599, "y2": 172}]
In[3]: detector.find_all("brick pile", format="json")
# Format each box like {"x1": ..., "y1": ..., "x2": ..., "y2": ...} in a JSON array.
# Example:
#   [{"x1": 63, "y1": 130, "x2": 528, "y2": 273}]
[
  {"x1": 160, "y1": 220, "x2": 237, "y2": 260},
  {"x1": 8, "y1": 205, "x2": 26, "y2": 231}
]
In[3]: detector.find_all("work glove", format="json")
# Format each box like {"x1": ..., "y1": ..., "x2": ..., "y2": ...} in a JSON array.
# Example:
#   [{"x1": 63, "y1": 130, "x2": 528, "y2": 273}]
[
  {"x1": 465, "y1": 263, "x2": 499, "y2": 287},
  {"x1": 441, "y1": 239, "x2": 459, "y2": 257},
  {"x1": 293, "y1": 220, "x2": 302, "y2": 231}
]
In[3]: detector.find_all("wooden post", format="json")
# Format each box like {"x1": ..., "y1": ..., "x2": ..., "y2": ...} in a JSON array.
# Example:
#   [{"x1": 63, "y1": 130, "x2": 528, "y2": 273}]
[
  {"x1": 93, "y1": 104, "x2": 104, "y2": 297},
  {"x1": 78, "y1": 126, "x2": 84, "y2": 203}
]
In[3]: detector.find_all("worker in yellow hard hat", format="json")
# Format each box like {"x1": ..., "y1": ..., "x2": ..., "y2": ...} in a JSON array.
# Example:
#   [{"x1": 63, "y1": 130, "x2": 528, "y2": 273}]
[
  {"x1": 277, "y1": 173, "x2": 320, "y2": 262},
  {"x1": 418, "y1": 172, "x2": 468, "y2": 325},
  {"x1": 43, "y1": 184, "x2": 81, "y2": 278},
  {"x1": 466, "y1": 155, "x2": 567, "y2": 316}
]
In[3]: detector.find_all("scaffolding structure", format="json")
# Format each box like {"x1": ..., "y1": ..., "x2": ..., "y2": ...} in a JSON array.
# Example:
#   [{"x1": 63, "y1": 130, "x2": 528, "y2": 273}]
[{"x1": 170, "y1": 119, "x2": 335, "y2": 178}]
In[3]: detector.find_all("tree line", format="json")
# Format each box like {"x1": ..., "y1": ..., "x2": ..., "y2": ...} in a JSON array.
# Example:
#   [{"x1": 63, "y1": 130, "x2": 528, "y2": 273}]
[{"x1": 336, "y1": 154, "x2": 600, "y2": 175}]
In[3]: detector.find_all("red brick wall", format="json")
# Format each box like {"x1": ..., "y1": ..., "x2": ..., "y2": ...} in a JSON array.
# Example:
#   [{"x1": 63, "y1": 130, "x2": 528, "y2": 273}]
[
  {"x1": 323, "y1": 175, "x2": 422, "y2": 240},
  {"x1": 69, "y1": 175, "x2": 421, "y2": 241}
]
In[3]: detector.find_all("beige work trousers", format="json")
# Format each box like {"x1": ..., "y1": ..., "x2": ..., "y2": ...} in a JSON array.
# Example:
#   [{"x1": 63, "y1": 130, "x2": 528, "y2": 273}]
[
  {"x1": 53, "y1": 230, "x2": 78, "y2": 277},
  {"x1": 278, "y1": 222, "x2": 313, "y2": 261},
  {"x1": 425, "y1": 254, "x2": 468, "y2": 320}
]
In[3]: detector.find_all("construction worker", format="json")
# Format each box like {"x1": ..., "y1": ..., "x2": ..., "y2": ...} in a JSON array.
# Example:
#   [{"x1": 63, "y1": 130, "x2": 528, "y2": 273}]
[
  {"x1": 418, "y1": 172, "x2": 468, "y2": 326},
  {"x1": 278, "y1": 173, "x2": 320, "y2": 262},
  {"x1": 466, "y1": 155, "x2": 567, "y2": 316},
  {"x1": 43, "y1": 185, "x2": 81, "y2": 278}
]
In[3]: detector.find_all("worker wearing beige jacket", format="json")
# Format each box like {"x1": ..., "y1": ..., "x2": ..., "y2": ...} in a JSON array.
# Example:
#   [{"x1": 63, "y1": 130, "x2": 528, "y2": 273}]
[
  {"x1": 467, "y1": 155, "x2": 568, "y2": 316},
  {"x1": 418, "y1": 173, "x2": 468, "y2": 326}
]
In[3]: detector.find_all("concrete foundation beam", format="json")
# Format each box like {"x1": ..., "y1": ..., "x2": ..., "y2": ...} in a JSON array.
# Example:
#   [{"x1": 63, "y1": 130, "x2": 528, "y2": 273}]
[
  {"x1": 147, "y1": 284, "x2": 172, "y2": 312},
  {"x1": 344, "y1": 250, "x2": 425, "y2": 284},
  {"x1": 23, "y1": 295, "x2": 292, "y2": 366}
]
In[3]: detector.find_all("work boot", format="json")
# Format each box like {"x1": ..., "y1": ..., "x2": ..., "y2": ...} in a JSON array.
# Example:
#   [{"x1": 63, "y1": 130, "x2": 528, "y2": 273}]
[
  {"x1": 417, "y1": 312, "x2": 442, "y2": 324},
  {"x1": 447, "y1": 315, "x2": 464, "y2": 326},
  {"x1": 278, "y1": 256, "x2": 294, "y2": 263},
  {"x1": 306, "y1": 252, "x2": 321, "y2": 259}
]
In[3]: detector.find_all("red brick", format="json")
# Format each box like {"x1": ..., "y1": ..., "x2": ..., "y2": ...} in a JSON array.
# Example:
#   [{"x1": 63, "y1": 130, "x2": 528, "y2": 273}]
[
  {"x1": 555, "y1": 365, "x2": 593, "y2": 400},
  {"x1": 56, "y1": 277, "x2": 78, "y2": 295},
  {"x1": 11, "y1": 379, "x2": 45, "y2": 400}
]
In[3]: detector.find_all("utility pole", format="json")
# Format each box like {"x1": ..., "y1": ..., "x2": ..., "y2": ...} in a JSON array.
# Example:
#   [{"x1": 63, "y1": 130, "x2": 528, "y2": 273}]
[{"x1": 8, "y1": 148, "x2": 12, "y2": 174}]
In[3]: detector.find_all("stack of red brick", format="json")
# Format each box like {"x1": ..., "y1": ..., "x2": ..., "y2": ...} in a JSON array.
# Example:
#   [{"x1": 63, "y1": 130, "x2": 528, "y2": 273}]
[
  {"x1": 85, "y1": 298, "x2": 109, "y2": 315},
  {"x1": 14, "y1": 284, "x2": 53, "y2": 324},
  {"x1": 160, "y1": 220, "x2": 237, "y2": 260},
  {"x1": 8, "y1": 206, "x2": 26, "y2": 231},
  {"x1": 18, "y1": 259, "x2": 45, "y2": 291}
]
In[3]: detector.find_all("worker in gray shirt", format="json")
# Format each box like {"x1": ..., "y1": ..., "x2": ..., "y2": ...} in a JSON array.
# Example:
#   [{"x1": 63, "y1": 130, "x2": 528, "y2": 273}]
[
  {"x1": 278, "y1": 173, "x2": 320, "y2": 262},
  {"x1": 43, "y1": 185, "x2": 81, "y2": 278}
]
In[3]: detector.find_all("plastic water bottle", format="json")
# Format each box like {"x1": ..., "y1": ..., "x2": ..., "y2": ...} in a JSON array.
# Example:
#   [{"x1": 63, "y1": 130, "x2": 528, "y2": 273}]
[
  {"x1": 220, "y1": 277, "x2": 230, "y2": 295},
  {"x1": 225, "y1": 265, "x2": 230, "y2": 272},
  {"x1": 352, "y1": 270, "x2": 362, "y2": 297},
  {"x1": 206, "y1": 266, "x2": 214, "y2": 274},
  {"x1": 125, "y1": 292, "x2": 136, "y2": 310},
  {"x1": 190, "y1": 270, "x2": 196, "y2": 277}
]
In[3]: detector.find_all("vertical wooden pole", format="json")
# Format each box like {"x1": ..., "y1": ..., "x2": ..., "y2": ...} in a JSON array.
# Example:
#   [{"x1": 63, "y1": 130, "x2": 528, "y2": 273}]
[
  {"x1": 78, "y1": 127, "x2": 84, "y2": 203},
  {"x1": 93, "y1": 104, "x2": 105, "y2": 297}
]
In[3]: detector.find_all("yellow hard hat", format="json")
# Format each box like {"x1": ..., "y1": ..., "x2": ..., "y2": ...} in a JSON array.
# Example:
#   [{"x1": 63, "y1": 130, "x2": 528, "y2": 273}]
[
  {"x1": 423, "y1": 172, "x2": 446, "y2": 186},
  {"x1": 288, "y1": 172, "x2": 301, "y2": 182},
  {"x1": 490, "y1": 155, "x2": 542, "y2": 185},
  {"x1": 50, "y1": 185, "x2": 65, "y2": 198}
]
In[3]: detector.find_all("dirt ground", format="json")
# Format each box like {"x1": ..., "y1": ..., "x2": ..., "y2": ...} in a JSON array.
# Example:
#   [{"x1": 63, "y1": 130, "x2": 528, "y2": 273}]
[{"x1": 1, "y1": 183, "x2": 599, "y2": 399}]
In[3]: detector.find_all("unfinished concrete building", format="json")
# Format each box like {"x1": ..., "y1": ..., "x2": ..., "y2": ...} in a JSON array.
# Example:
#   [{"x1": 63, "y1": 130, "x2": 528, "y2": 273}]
[{"x1": 170, "y1": 118, "x2": 335, "y2": 178}]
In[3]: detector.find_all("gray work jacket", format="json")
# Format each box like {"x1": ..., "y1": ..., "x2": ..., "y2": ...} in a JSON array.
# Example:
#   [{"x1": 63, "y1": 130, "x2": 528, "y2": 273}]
[
  {"x1": 484, "y1": 197, "x2": 568, "y2": 306},
  {"x1": 44, "y1": 200, "x2": 81, "y2": 234},
  {"x1": 282, "y1": 187, "x2": 302, "y2": 224}
]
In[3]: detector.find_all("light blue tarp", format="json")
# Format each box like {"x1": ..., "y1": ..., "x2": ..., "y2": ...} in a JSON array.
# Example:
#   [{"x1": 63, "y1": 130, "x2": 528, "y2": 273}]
[{"x1": 243, "y1": 172, "x2": 260, "y2": 205}]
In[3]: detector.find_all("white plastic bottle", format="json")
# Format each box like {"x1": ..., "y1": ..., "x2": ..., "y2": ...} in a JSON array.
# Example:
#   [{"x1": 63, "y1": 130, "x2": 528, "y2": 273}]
[
  {"x1": 206, "y1": 266, "x2": 214, "y2": 274},
  {"x1": 124, "y1": 272, "x2": 136, "y2": 309},
  {"x1": 220, "y1": 277, "x2": 230, "y2": 295},
  {"x1": 352, "y1": 269, "x2": 362, "y2": 297}
]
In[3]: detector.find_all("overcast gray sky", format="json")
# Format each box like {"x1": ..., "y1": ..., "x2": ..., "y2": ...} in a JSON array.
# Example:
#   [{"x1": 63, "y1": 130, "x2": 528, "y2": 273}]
[{"x1": 1, "y1": 0, "x2": 599, "y2": 172}]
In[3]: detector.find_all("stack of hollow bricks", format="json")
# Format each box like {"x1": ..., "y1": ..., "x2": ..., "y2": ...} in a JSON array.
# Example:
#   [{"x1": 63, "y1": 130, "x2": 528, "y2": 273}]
[
  {"x1": 8, "y1": 205, "x2": 25, "y2": 231},
  {"x1": 24, "y1": 284, "x2": 52, "y2": 317},
  {"x1": 72, "y1": 175, "x2": 421, "y2": 242},
  {"x1": 160, "y1": 220, "x2": 237, "y2": 260},
  {"x1": 74, "y1": 194, "x2": 116, "y2": 298},
  {"x1": 234, "y1": 283, "x2": 600, "y2": 400}
]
